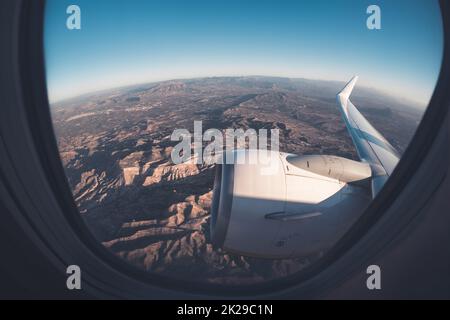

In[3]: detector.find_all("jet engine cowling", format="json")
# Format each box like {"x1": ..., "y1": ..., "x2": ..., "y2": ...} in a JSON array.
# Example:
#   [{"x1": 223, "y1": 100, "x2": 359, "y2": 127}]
[{"x1": 211, "y1": 150, "x2": 372, "y2": 259}]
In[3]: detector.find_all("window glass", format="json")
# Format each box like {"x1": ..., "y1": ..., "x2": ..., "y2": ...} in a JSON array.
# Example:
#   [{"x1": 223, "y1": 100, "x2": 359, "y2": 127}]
[{"x1": 44, "y1": 0, "x2": 443, "y2": 285}]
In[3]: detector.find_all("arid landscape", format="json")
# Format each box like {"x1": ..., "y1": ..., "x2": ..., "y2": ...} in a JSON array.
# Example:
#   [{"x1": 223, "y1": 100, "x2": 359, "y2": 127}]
[{"x1": 51, "y1": 76, "x2": 423, "y2": 284}]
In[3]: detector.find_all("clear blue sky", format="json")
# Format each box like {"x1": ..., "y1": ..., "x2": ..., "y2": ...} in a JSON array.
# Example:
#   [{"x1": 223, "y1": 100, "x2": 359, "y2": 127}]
[{"x1": 44, "y1": 0, "x2": 443, "y2": 106}]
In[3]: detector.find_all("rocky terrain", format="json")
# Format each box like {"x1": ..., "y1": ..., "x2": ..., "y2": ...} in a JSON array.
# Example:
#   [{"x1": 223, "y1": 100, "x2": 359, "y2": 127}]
[{"x1": 51, "y1": 76, "x2": 422, "y2": 284}]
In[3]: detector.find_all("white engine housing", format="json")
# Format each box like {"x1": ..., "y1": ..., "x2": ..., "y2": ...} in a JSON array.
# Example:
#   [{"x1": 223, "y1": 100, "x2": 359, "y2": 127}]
[{"x1": 211, "y1": 150, "x2": 372, "y2": 259}]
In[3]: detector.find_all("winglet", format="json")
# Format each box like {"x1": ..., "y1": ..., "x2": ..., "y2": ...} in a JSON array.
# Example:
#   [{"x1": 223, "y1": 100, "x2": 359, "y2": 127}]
[
  {"x1": 335, "y1": 76, "x2": 400, "y2": 197},
  {"x1": 338, "y1": 76, "x2": 359, "y2": 100}
]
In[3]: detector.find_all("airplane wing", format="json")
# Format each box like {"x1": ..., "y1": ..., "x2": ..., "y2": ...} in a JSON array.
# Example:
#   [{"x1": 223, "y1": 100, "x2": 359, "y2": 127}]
[{"x1": 336, "y1": 76, "x2": 400, "y2": 197}]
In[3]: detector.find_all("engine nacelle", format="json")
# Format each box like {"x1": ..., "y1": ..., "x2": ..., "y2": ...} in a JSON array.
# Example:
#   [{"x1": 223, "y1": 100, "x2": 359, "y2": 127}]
[{"x1": 211, "y1": 150, "x2": 372, "y2": 259}]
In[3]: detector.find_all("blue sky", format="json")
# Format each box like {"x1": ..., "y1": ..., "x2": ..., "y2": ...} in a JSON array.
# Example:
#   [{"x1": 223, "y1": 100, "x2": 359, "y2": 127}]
[{"x1": 44, "y1": 0, "x2": 443, "y2": 106}]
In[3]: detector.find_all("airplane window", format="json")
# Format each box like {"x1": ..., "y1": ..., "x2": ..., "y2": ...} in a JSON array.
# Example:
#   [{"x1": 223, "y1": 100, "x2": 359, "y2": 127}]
[{"x1": 44, "y1": 0, "x2": 443, "y2": 286}]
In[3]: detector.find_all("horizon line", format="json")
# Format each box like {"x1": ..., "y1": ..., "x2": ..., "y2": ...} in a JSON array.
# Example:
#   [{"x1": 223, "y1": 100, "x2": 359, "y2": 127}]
[{"x1": 48, "y1": 74, "x2": 428, "y2": 108}]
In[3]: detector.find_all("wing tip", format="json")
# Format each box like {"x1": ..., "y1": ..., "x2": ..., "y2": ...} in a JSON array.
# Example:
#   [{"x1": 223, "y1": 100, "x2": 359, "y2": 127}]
[{"x1": 338, "y1": 75, "x2": 359, "y2": 100}]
